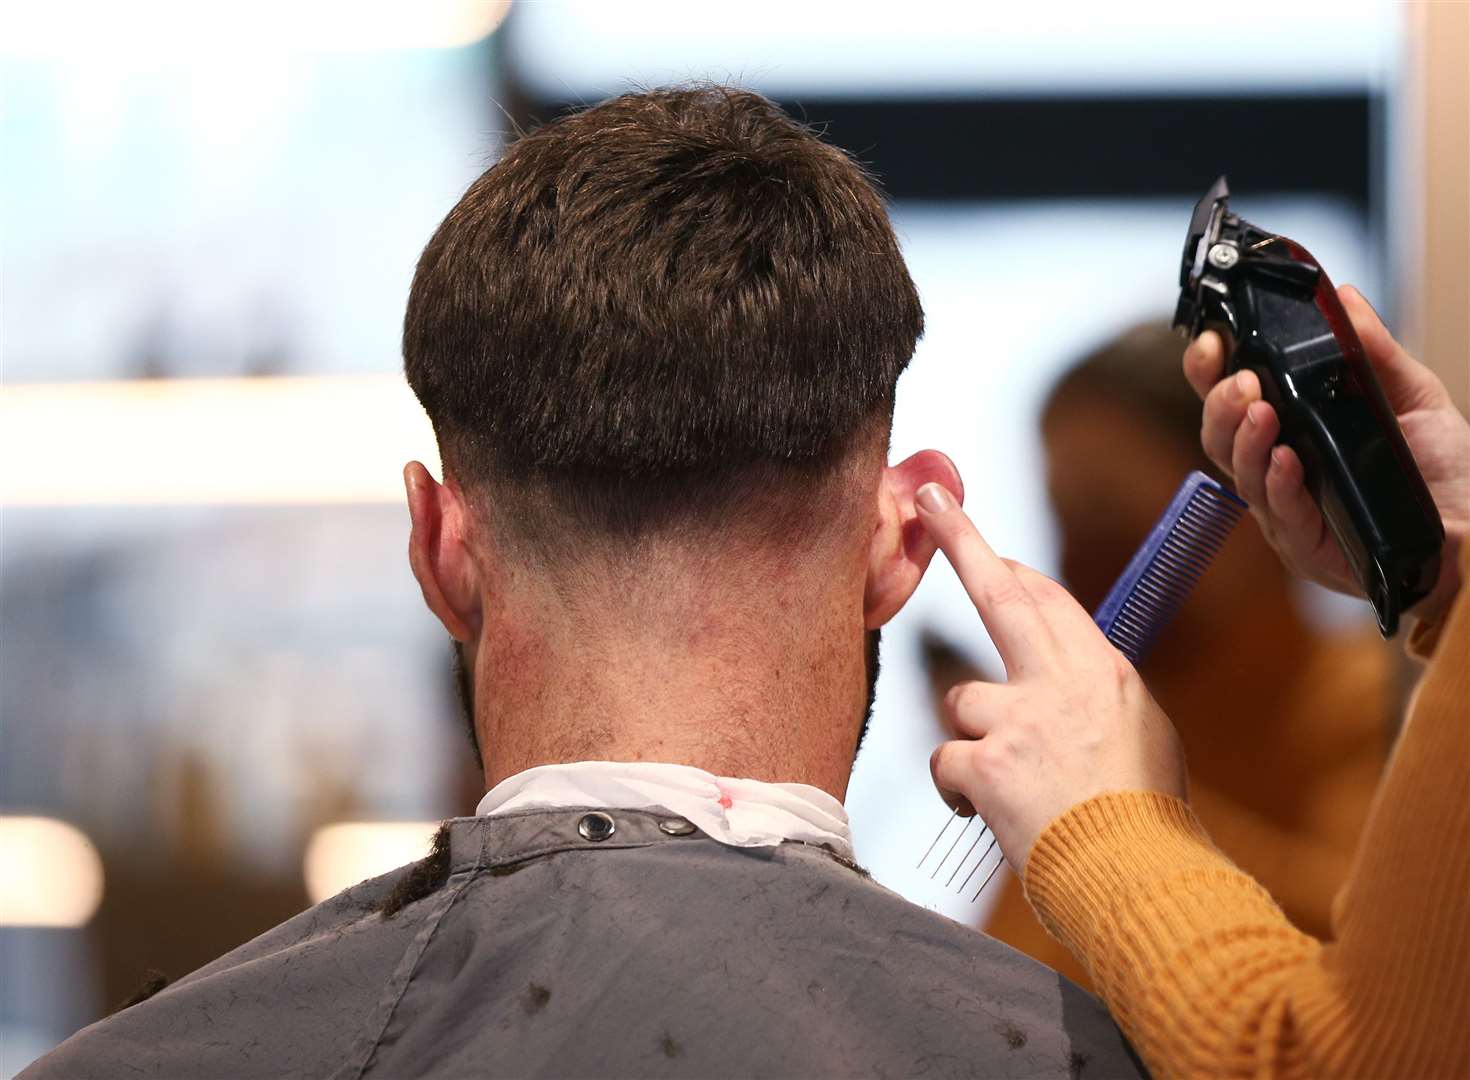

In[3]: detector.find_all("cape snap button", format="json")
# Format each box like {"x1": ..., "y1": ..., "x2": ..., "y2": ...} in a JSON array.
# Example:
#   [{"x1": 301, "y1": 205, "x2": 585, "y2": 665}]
[
  {"x1": 658, "y1": 818, "x2": 696, "y2": 836},
  {"x1": 577, "y1": 812, "x2": 616, "y2": 842}
]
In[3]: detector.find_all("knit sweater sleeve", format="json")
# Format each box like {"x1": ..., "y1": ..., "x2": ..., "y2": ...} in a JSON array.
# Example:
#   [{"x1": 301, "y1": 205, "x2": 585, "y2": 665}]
[{"x1": 1021, "y1": 545, "x2": 1470, "y2": 1079}]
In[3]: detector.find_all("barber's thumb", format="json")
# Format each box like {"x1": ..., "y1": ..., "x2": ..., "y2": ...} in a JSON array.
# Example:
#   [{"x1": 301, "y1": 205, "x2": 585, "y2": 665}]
[{"x1": 930, "y1": 741, "x2": 978, "y2": 817}]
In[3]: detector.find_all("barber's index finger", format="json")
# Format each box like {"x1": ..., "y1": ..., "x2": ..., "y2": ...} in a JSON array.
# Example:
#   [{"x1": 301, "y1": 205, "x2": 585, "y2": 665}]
[{"x1": 914, "y1": 483, "x2": 1044, "y2": 674}]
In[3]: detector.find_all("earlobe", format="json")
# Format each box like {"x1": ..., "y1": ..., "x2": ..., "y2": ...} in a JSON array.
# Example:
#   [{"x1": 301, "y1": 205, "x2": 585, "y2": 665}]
[
  {"x1": 404, "y1": 462, "x2": 482, "y2": 643},
  {"x1": 863, "y1": 450, "x2": 963, "y2": 629}
]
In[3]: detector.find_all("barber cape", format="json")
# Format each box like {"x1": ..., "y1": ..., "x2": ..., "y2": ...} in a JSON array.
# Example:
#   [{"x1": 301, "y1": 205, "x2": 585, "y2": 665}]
[{"x1": 24, "y1": 763, "x2": 1143, "y2": 1079}]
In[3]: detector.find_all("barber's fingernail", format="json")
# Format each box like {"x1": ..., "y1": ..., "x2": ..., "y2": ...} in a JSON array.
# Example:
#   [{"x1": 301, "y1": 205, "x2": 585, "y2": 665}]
[
  {"x1": 1233, "y1": 371, "x2": 1253, "y2": 399},
  {"x1": 916, "y1": 484, "x2": 950, "y2": 513}
]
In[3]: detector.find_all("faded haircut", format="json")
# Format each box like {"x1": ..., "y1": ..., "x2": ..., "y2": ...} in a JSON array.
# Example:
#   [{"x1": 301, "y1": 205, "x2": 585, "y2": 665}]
[{"x1": 403, "y1": 85, "x2": 923, "y2": 555}]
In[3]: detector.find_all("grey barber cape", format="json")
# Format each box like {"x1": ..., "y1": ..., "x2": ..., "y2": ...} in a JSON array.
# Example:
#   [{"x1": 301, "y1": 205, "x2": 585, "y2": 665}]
[{"x1": 25, "y1": 809, "x2": 1144, "y2": 1079}]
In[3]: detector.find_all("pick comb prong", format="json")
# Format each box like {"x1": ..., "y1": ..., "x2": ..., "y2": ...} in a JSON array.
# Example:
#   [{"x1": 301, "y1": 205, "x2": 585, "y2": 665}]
[
  {"x1": 917, "y1": 808, "x2": 958, "y2": 870},
  {"x1": 929, "y1": 815, "x2": 975, "y2": 880},
  {"x1": 971, "y1": 850, "x2": 1007, "y2": 902},
  {"x1": 944, "y1": 826, "x2": 990, "y2": 888},
  {"x1": 956, "y1": 833, "x2": 999, "y2": 893}
]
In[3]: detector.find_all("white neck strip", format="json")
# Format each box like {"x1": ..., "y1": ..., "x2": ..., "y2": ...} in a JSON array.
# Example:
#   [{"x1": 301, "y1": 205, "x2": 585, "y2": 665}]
[{"x1": 475, "y1": 761, "x2": 852, "y2": 859}]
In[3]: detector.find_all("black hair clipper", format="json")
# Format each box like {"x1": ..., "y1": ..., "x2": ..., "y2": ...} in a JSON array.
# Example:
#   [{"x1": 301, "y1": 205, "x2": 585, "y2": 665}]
[{"x1": 1172, "y1": 176, "x2": 1443, "y2": 636}]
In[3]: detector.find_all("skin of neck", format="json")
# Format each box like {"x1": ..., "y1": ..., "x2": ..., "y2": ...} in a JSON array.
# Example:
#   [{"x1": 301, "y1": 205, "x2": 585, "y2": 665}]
[
  {"x1": 403, "y1": 436, "x2": 962, "y2": 806},
  {"x1": 470, "y1": 532, "x2": 873, "y2": 799}
]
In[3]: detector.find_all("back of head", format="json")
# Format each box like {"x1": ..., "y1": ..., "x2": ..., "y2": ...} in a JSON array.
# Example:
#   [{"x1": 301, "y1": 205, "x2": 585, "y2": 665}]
[{"x1": 404, "y1": 86, "x2": 923, "y2": 558}]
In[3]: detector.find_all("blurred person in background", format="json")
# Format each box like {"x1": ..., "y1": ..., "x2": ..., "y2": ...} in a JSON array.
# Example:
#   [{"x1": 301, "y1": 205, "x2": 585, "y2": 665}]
[
  {"x1": 962, "y1": 323, "x2": 1393, "y2": 988},
  {"x1": 22, "y1": 87, "x2": 1143, "y2": 1079},
  {"x1": 921, "y1": 288, "x2": 1470, "y2": 1077}
]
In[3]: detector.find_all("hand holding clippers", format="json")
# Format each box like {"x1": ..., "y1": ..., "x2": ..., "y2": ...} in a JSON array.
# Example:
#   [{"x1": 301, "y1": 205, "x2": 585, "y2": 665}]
[{"x1": 1172, "y1": 177, "x2": 1444, "y2": 636}]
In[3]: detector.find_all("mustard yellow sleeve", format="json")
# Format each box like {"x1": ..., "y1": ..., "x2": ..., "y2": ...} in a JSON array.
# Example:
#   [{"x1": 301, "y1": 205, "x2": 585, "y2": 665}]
[{"x1": 1021, "y1": 550, "x2": 1470, "y2": 1079}]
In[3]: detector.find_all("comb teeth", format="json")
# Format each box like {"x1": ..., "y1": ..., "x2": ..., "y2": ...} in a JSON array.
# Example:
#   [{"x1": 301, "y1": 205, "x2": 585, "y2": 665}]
[
  {"x1": 1094, "y1": 473, "x2": 1246, "y2": 662},
  {"x1": 917, "y1": 471, "x2": 1246, "y2": 901}
]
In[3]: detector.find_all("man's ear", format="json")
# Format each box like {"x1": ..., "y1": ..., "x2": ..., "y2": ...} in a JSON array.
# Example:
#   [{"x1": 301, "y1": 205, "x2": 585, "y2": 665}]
[
  {"x1": 863, "y1": 450, "x2": 963, "y2": 629},
  {"x1": 404, "y1": 462, "x2": 483, "y2": 643}
]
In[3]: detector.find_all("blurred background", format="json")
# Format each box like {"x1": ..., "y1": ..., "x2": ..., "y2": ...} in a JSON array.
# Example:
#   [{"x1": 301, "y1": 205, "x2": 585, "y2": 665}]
[{"x1": 2, "y1": 1, "x2": 1465, "y2": 1072}]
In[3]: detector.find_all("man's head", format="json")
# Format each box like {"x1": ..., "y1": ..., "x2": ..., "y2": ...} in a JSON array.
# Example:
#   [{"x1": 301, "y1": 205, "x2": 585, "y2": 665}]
[{"x1": 401, "y1": 87, "x2": 960, "y2": 789}]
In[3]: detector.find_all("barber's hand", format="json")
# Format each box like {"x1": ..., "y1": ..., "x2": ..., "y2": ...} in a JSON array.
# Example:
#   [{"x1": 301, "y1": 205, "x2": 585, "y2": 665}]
[
  {"x1": 1185, "y1": 285, "x2": 1470, "y2": 626},
  {"x1": 916, "y1": 484, "x2": 1187, "y2": 877}
]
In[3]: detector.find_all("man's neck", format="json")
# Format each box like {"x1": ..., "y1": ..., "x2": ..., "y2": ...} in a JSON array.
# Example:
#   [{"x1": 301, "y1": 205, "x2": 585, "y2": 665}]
[{"x1": 471, "y1": 575, "x2": 870, "y2": 801}]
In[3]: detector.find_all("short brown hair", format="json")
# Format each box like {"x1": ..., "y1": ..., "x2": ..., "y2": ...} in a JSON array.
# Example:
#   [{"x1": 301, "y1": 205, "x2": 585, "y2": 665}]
[{"x1": 403, "y1": 86, "x2": 922, "y2": 545}]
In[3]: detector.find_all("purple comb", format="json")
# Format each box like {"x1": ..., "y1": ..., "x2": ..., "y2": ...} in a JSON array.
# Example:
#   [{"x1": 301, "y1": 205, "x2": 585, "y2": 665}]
[{"x1": 1092, "y1": 470, "x2": 1246, "y2": 663}]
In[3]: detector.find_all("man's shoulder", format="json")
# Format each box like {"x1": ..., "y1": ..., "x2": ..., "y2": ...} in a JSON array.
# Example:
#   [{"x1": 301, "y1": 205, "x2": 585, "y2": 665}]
[
  {"x1": 361, "y1": 811, "x2": 1144, "y2": 1078},
  {"x1": 20, "y1": 859, "x2": 430, "y2": 1079},
  {"x1": 24, "y1": 812, "x2": 1143, "y2": 1079}
]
